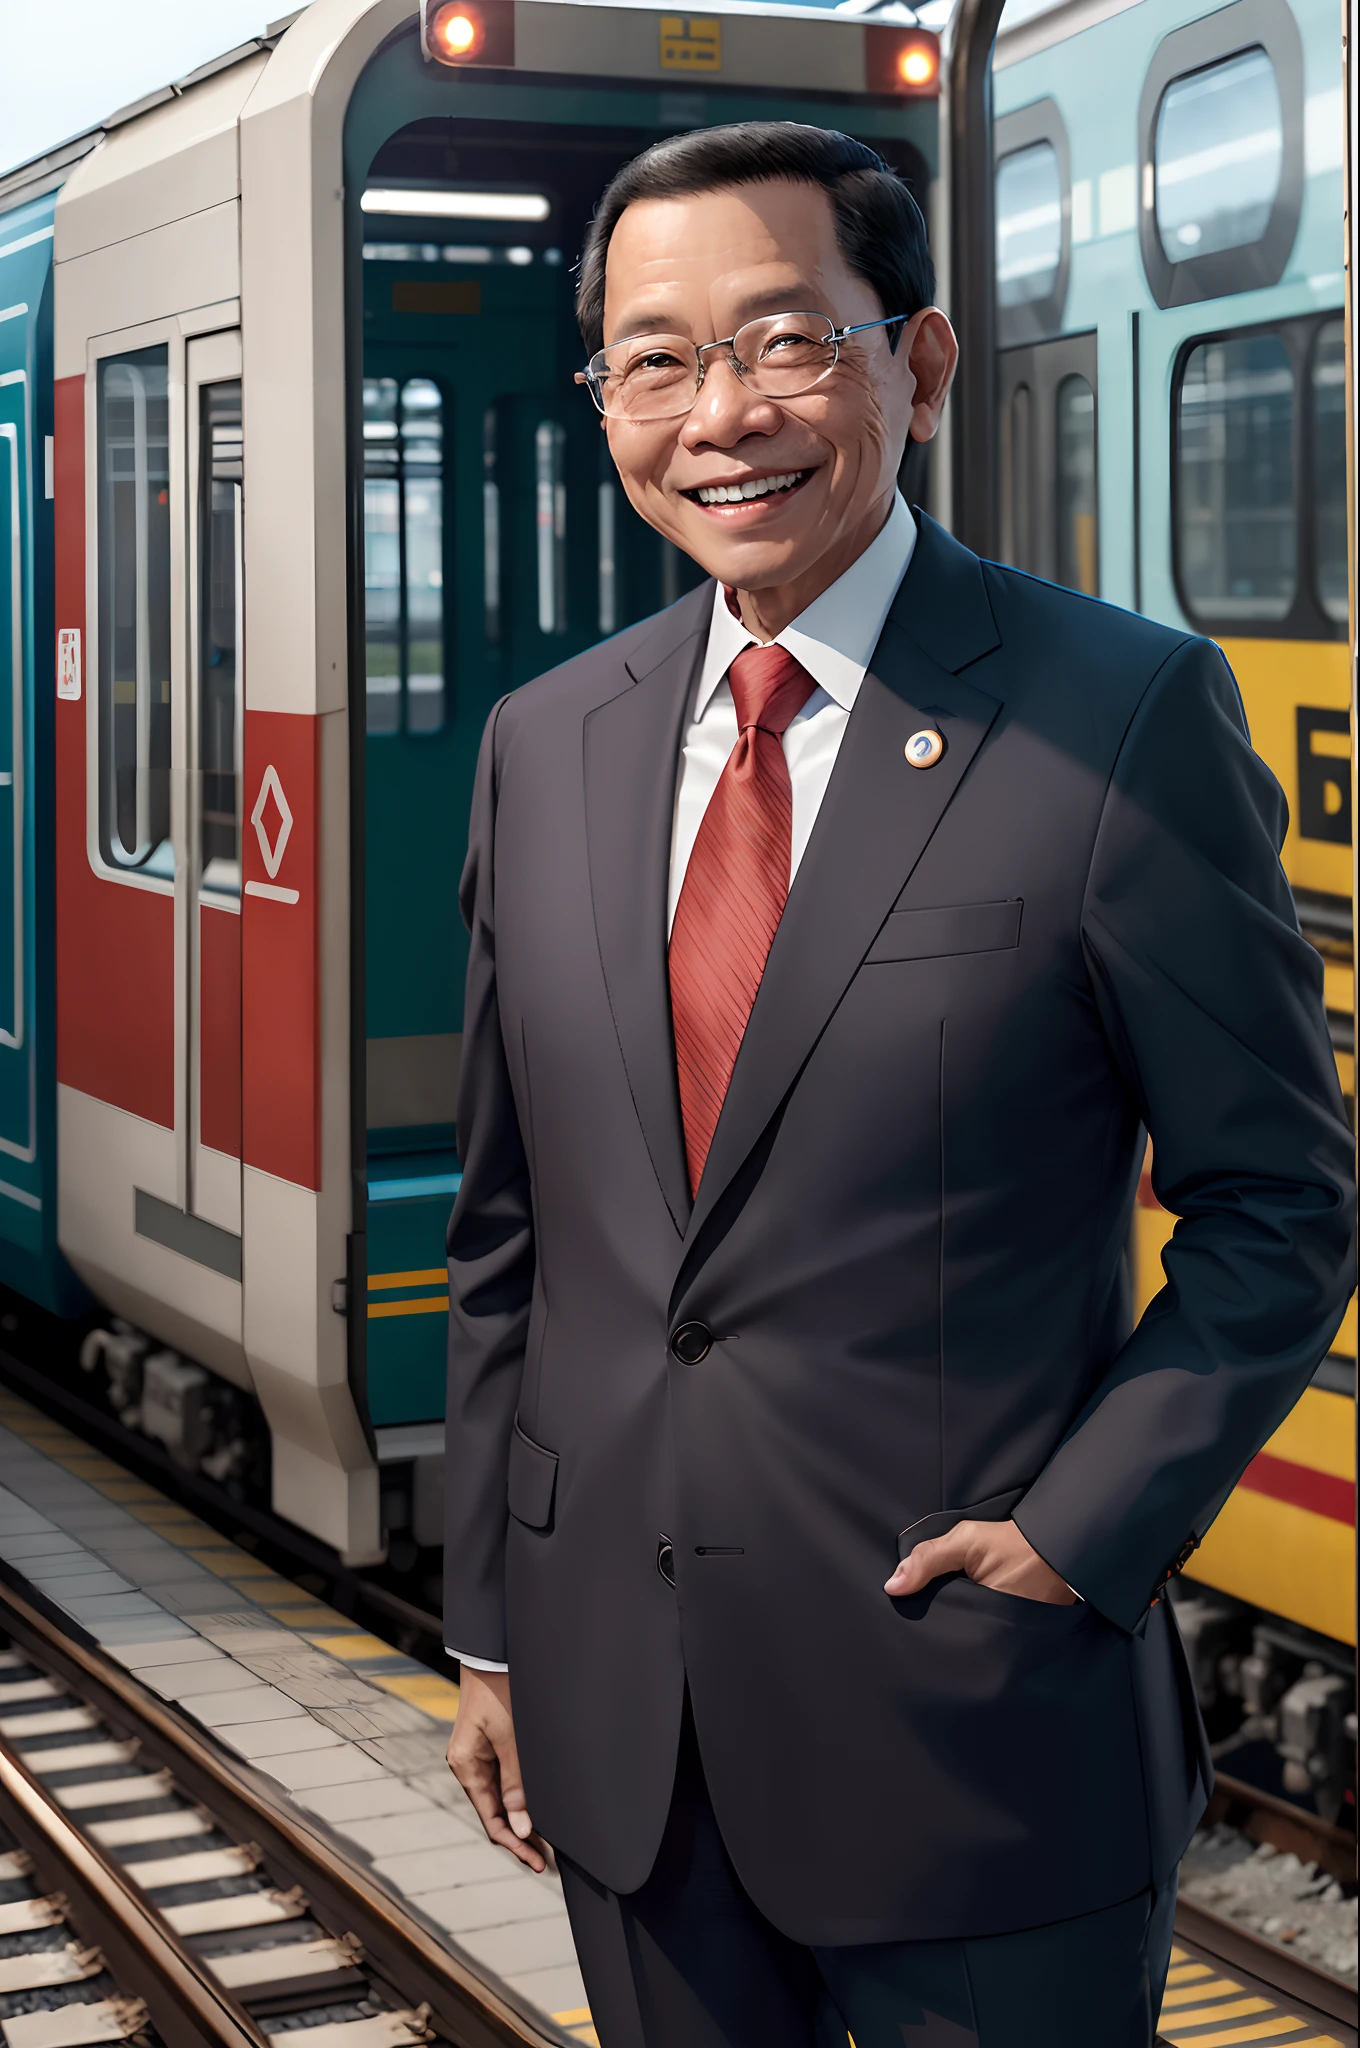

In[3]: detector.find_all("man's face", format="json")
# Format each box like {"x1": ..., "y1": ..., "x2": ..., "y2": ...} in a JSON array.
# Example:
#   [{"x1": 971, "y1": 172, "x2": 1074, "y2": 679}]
[{"x1": 599, "y1": 180, "x2": 938, "y2": 593}]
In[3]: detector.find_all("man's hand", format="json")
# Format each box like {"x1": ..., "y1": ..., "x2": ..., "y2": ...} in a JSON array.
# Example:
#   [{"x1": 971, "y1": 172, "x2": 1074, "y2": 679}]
[
  {"x1": 884, "y1": 1518, "x2": 1077, "y2": 1604},
  {"x1": 446, "y1": 1668, "x2": 549, "y2": 1872}
]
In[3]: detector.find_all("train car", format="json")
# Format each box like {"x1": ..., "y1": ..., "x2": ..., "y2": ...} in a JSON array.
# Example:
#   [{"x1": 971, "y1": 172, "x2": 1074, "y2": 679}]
[
  {"x1": 0, "y1": 0, "x2": 940, "y2": 1570},
  {"x1": 989, "y1": 0, "x2": 1356, "y2": 1813}
]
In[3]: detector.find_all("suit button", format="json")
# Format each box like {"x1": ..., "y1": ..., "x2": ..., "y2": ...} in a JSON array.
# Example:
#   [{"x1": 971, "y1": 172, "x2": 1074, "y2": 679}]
[
  {"x1": 670, "y1": 1321, "x2": 712, "y2": 1365},
  {"x1": 657, "y1": 1537, "x2": 676, "y2": 1587}
]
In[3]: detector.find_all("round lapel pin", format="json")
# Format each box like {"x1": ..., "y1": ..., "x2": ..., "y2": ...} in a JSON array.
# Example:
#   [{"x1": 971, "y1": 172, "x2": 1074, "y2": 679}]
[{"x1": 905, "y1": 728, "x2": 945, "y2": 769}]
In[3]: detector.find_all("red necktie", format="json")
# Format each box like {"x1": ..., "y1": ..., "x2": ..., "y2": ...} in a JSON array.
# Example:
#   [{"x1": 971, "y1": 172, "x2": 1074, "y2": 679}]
[{"x1": 669, "y1": 638, "x2": 817, "y2": 1198}]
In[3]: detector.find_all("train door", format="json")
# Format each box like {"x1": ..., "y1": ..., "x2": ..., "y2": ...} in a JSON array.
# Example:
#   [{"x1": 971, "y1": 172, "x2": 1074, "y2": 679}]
[
  {"x1": 997, "y1": 334, "x2": 1099, "y2": 594},
  {"x1": 0, "y1": 324, "x2": 31, "y2": 1178},
  {"x1": 357, "y1": 226, "x2": 707, "y2": 1459},
  {"x1": 359, "y1": 257, "x2": 574, "y2": 1441},
  {"x1": 183, "y1": 332, "x2": 243, "y2": 1247}
]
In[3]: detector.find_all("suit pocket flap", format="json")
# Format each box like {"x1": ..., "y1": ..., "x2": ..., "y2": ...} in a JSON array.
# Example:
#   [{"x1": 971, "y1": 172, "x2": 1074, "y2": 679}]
[
  {"x1": 897, "y1": 1485, "x2": 1027, "y2": 1562},
  {"x1": 865, "y1": 900, "x2": 1022, "y2": 965},
  {"x1": 508, "y1": 1420, "x2": 558, "y2": 1530}
]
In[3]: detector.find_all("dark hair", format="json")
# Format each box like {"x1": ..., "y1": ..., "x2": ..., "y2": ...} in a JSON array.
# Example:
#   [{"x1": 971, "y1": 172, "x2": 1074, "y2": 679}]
[{"x1": 575, "y1": 122, "x2": 933, "y2": 359}]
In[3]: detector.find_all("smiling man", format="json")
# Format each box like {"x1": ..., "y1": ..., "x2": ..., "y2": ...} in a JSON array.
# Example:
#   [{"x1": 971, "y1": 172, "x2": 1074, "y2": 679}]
[{"x1": 441, "y1": 126, "x2": 1354, "y2": 2048}]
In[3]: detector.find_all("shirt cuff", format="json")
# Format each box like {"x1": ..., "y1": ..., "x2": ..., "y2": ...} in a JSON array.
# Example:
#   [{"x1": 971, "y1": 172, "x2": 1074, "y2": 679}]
[{"x1": 449, "y1": 1648, "x2": 510, "y2": 1673}]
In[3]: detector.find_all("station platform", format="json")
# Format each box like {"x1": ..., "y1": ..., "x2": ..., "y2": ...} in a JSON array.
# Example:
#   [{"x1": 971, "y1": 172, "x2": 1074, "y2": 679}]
[
  {"x1": 0, "y1": 1385, "x2": 594, "y2": 2044},
  {"x1": 0, "y1": 1381, "x2": 1347, "y2": 2048}
]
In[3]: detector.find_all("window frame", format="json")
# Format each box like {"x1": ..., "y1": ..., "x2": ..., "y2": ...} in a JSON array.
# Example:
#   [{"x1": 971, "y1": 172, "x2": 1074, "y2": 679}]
[
  {"x1": 1169, "y1": 311, "x2": 1345, "y2": 642},
  {"x1": 994, "y1": 99, "x2": 1072, "y2": 348},
  {"x1": 84, "y1": 319, "x2": 184, "y2": 898},
  {"x1": 997, "y1": 329, "x2": 1099, "y2": 590},
  {"x1": 1138, "y1": 0, "x2": 1304, "y2": 311}
]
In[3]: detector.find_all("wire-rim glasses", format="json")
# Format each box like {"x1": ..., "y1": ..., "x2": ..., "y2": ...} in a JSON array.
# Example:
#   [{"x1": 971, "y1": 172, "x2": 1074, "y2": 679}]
[{"x1": 575, "y1": 309, "x2": 907, "y2": 422}]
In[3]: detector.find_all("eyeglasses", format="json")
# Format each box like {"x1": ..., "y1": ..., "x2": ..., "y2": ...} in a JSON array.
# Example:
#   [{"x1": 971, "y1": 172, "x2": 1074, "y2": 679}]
[{"x1": 576, "y1": 309, "x2": 907, "y2": 422}]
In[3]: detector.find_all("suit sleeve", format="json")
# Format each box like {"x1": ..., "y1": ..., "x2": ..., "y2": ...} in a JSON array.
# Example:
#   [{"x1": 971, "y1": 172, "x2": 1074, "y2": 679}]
[
  {"x1": 1014, "y1": 636, "x2": 1356, "y2": 1633},
  {"x1": 443, "y1": 696, "x2": 535, "y2": 1664}
]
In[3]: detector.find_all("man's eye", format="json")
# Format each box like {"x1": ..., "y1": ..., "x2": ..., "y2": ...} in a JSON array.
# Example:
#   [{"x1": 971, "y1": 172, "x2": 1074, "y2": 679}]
[
  {"x1": 760, "y1": 331, "x2": 820, "y2": 358},
  {"x1": 621, "y1": 350, "x2": 688, "y2": 384}
]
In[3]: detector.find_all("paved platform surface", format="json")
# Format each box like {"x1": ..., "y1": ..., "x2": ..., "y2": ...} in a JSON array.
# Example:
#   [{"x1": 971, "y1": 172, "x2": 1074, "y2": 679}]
[
  {"x1": 0, "y1": 1390, "x2": 1345, "y2": 2048},
  {"x1": 0, "y1": 1387, "x2": 595, "y2": 2045}
]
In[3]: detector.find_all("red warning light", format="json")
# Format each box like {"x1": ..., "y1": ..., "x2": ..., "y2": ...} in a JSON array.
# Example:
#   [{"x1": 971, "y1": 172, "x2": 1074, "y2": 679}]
[
  {"x1": 866, "y1": 26, "x2": 941, "y2": 96},
  {"x1": 420, "y1": 0, "x2": 514, "y2": 66}
]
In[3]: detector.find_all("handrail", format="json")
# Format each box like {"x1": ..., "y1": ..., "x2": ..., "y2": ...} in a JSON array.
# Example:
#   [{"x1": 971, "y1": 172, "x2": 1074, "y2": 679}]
[{"x1": 947, "y1": 0, "x2": 1007, "y2": 559}]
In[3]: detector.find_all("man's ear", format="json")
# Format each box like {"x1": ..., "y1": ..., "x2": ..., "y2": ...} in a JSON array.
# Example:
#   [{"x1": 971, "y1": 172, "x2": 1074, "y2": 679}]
[{"x1": 903, "y1": 309, "x2": 959, "y2": 444}]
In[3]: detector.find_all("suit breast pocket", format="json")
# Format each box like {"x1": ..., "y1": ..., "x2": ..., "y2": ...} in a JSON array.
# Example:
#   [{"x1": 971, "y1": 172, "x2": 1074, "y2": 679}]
[{"x1": 864, "y1": 899, "x2": 1022, "y2": 966}]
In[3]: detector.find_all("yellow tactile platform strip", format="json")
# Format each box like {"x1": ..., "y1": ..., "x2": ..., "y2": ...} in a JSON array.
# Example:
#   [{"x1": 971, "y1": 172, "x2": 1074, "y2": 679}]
[
  {"x1": 0, "y1": 1385, "x2": 589, "y2": 2035},
  {"x1": 1157, "y1": 1943, "x2": 1353, "y2": 2047}
]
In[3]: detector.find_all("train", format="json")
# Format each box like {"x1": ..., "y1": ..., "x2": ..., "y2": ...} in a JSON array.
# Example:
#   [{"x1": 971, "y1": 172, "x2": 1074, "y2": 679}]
[
  {"x1": 0, "y1": 0, "x2": 1353, "y2": 1815},
  {"x1": 0, "y1": 0, "x2": 938, "y2": 1557},
  {"x1": 990, "y1": 0, "x2": 1356, "y2": 1819}
]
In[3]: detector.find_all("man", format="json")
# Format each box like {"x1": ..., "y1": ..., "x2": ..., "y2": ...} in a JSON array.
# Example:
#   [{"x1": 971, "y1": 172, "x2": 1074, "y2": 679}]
[{"x1": 442, "y1": 123, "x2": 1354, "y2": 2048}]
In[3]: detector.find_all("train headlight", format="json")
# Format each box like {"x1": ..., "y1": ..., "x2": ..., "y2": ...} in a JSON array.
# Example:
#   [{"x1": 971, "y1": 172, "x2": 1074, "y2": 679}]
[
  {"x1": 421, "y1": 0, "x2": 514, "y2": 66},
  {"x1": 866, "y1": 26, "x2": 941, "y2": 96}
]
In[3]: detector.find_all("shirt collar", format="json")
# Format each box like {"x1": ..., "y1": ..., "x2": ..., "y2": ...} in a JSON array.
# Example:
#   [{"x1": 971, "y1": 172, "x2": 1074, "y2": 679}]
[{"x1": 694, "y1": 494, "x2": 917, "y2": 722}]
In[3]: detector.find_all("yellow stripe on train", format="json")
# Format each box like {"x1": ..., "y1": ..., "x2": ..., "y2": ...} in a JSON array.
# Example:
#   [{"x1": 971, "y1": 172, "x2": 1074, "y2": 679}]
[
  {"x1": 1132, "y1": 1203, "x2": 1356, "y2": 1646},
  {"x1": 366, "y1": 1269, "x2": 450, "y2": 1320},
  {"x1": 1219, "y1": 637, "x2": 1350, "y2": 902}
]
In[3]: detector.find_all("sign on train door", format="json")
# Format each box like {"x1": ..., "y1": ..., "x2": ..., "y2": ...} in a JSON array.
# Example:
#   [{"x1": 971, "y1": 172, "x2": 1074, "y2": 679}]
[{"x1": 182, "y1": 331, "x2": 243, "y2": 1247}]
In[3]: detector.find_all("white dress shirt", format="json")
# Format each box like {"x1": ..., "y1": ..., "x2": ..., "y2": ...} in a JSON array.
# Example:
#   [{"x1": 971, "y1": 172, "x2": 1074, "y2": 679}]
[
  {"x1": 668, "y1": 494, "x2": 917, "y2": 931},
  {"x1": 451, "y1": 496, "x2": 918, "y2": 1673}
]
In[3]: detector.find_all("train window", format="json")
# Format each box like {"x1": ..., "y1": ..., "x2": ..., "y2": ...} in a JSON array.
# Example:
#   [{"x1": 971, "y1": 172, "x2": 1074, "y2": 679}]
[
  {"x1": 362, "y1": 375, "x2": 446, "y2": 737},
  {"x1": 994, "y1": 101, "x2": 1070, "y2": 346},
  {"x1": 1154, "y1": 50, "x2": 1283, "y2": 264},
  {"x1": 1312, "y1": 320, "x2": 1347, "y2": 626},
  {"x1": 1007, "y1": 382, "x2": 1034, "y2": 573},
  {"x1": 1175, "y1": 331, "x2": 1296, "y2": 623},
  {"x1": 598, "y1": 480, "x2": 619, "y2": 639},
  {"x1": 482, "y1": 408, "x2": 501, "y2": 646},
  {"x1": 1138, "y1": 0, "x2": 1304, "y2": 308},
  {"x1": 535, "y1": 421, "x2": 567, "y2": 635},
  {"x1": 200, "y1": 382, "x2": 242, "y2": 894},
  {"x1": 997, "y1": 145, "x2": 1062, "y2": 311},
  {"x1": 96, "y1": 347, "x2": 173, "y2": 878},
  {"x1": 1055, "y1": 375, "x2": 1098, "y2": 596}
]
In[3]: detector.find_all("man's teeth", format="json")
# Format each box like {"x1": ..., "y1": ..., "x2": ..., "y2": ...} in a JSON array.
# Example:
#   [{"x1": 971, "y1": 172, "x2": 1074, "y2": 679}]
[{"x1": 695, "y1": 471, "x2": 805, "y2": 505}]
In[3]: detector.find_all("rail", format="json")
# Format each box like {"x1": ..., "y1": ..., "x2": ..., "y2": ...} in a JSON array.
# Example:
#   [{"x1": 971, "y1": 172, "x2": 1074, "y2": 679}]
[{"x1": 0, "y1": 1572, "x2": 573, "y2": 2048}]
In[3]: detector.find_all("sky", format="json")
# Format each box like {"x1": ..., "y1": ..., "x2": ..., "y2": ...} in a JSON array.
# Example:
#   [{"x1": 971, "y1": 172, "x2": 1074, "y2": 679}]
[{"x1": 0, "y1": 0, "x2": 298, "y2": 177}]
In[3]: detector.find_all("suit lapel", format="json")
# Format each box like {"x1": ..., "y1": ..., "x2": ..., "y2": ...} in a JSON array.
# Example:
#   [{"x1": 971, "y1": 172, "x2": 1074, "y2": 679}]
[
  {"x1": 685, "y1": 516, "x2": 1004, "y2": 1248},
  {"x1": 584, "y1": 585, "x2": 712, "y2": 1235}
]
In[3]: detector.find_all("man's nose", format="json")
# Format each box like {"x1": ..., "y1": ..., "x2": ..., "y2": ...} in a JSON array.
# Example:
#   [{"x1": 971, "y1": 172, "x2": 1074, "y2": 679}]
[{"x1": 678, "y1": 354, "x2": 781, "y2": 449}]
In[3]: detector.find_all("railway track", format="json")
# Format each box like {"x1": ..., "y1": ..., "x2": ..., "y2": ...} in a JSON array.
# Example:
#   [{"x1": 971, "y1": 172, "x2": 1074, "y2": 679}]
[
  {"x1": 0, "y1": 1575, "x2": 571, "y2": 2048},
  {"x1": 1163, "y1": 1774, "x2": 1357, "y2": 2046},
  {"x1": 0, "y1": 1360, "x2": 1350, "y2": 2047}
]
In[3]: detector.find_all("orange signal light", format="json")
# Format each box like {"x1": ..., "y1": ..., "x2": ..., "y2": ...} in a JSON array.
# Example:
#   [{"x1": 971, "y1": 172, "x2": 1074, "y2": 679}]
[
  {"x1": 865, "y1": 24, "x2": 941, "y2": 96},
  {"x1": 425, "y1": 0, "x2": 485, "y2": 58},
  {"x1": 898, "y1": 42, "x2": 937, "y2": 85},
  {"x1": 441, "y1": 9, "x2": 478, "y2": 49}
]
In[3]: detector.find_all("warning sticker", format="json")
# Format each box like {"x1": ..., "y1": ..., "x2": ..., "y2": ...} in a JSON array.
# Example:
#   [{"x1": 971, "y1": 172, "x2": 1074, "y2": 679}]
[
  {"x1": 659, "y1": 15, "x2": 721, "y2": 70},
  {"x1": 57, "y1": 628, "x2": 81, "y2": 702}
]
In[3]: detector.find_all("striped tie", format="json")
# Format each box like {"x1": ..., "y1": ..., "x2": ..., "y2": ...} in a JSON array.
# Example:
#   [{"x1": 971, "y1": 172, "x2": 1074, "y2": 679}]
[{"x1": 669, "y1": 640, "x2": 816, "y2": 1198}]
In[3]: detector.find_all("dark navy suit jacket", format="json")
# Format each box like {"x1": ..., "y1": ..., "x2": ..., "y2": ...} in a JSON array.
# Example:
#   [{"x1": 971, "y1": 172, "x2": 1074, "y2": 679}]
[{"x1": 443, "y1": 513, "x2": 1355, "y2": 1943}]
